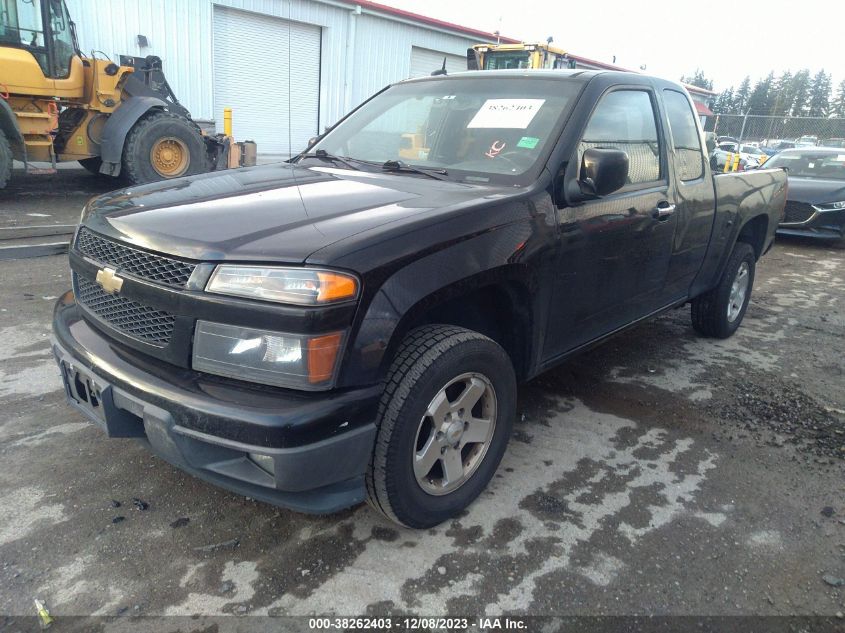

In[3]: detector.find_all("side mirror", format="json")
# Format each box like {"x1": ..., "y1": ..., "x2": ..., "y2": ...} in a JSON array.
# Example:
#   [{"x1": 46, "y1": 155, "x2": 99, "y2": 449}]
[{"x1": 579, "y1": 148, "x2": 629, "y2": 197}]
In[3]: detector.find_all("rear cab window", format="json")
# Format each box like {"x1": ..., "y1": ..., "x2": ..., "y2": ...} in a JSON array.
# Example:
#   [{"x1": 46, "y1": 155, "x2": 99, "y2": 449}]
[{"x1": 663, "y1": 89, "x2": 704, "y2": 181}]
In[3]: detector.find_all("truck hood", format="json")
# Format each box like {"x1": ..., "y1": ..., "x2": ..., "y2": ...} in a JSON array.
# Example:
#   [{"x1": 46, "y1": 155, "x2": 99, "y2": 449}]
[
  {"x1": 787, "y1": 177, "x2": 845, "y2": 205},
  {"x1": 82, "y1": 162, "x2": 509, "y2": 264}
]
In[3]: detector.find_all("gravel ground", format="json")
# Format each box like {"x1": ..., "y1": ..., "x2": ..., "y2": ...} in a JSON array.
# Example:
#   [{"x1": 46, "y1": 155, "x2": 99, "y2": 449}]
[{"x1": 0, "y1": 171, "x2": 843, "y2": 629}]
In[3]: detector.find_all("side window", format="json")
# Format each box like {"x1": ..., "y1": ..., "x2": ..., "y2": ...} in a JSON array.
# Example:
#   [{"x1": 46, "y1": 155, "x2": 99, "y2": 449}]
[
  {"x1": 663, "y1": 90, "x2": 704, "y2": 181},
  {"x1": 578, "y1": 90, "x2": 662, "y2": 185}
]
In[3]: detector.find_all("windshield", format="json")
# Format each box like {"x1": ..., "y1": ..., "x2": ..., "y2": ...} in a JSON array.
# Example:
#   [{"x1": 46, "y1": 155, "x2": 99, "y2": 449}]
[
  {"x1": 766, "y1": 152, "x2": 845, "y2": 180},
  {"x1": 307, "y1": 77, "x2": 583, "y2": 185},
  {"x1": 482, "y1": 51, "x2": 532, "y2": 70},
  {"x1": 0, "y1": 0, "x2": 75, "y2": 77}
]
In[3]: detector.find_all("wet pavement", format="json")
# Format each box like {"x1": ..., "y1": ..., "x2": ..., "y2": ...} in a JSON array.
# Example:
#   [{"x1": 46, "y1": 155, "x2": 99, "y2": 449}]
[{"x1": 0, "y1": 171, "x2": 843, "y2": 623}]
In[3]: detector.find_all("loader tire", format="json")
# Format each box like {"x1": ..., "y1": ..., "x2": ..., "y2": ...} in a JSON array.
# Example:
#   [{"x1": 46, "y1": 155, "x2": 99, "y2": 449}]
[
  {"x1": 121, "y1": 110, "x2": 207, "y2": 184},
  {"x1": 0, "y1": 132, "x2": 11, "y2": 189}
]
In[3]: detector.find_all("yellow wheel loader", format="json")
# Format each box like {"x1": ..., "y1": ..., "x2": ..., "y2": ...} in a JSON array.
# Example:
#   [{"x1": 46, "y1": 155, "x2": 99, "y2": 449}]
[
  {"x1": 467, "y1": 42, "x2": 576, "y2": 71},
  {"x1": 0, "y1": 0, "x2": 254, "y2": 189}
]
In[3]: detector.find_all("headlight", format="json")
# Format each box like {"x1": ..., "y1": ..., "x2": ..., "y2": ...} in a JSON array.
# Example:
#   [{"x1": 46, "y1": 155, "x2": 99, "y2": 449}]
[
  {"x1": 814, "y1": 200, "x2": 845, "y2": 211},
  {"x1": 192, "y1": 321, "x2": 344, "y2": 389},
  {"x1": 206, "y1": 266, "x2": 358, "y2": 305}
]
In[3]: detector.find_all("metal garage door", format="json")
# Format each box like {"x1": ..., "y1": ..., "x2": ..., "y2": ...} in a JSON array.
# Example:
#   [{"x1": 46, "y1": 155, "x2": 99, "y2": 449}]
[
  {"x1": 409, "y1": 46, "x2": 466, "y2": 78},
  {"x1": 213, "y1": 6, "x2": 321, "y2": 156}
]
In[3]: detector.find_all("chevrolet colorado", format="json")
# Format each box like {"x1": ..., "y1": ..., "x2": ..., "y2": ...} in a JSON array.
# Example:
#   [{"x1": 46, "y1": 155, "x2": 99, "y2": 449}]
[{"x1": 52, "y1": 70, "x2": 787, "y2": 528}]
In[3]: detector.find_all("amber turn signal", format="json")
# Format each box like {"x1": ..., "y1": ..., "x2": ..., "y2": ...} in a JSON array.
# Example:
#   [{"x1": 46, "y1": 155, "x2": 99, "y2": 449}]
[{"x1": 316, "y1": 272, "x2": 358, "y2": 303}]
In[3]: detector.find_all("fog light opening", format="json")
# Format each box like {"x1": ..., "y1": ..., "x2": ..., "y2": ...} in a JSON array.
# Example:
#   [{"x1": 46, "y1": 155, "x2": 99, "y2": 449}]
[{"x1": 249, "y1": 453, "x2": 276, "y2": 476}]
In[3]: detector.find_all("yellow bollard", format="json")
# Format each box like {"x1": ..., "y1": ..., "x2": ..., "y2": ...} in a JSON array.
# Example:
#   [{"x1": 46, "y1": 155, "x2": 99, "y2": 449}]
[
  {"x1": 223, "y1": 108, "x2": 232, "y2": 137},
  {"x1": 723, "y1": 153, "x2": 732, "y2": 173},
  {"x1": 733, "y1": 153, "x2": 741, "y2": 172}
]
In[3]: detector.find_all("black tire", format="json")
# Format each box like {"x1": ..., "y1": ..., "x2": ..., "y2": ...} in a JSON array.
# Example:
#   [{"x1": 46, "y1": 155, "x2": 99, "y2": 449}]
[
  {"x1": 0, "y1": 132, "x2": 11, "y2": 189},
  {"x1": 78, "y1": 157, "x2": 103, "y2": 176},
  {"x1": 366, "y1": 325, "x2": 516, "y2": 528},
  {"x1": 121, "y1": 110, "x2": 207, "y2": 184},
  {"x1": 691, "y1": 241, "x2": 756, "y2": 338}
]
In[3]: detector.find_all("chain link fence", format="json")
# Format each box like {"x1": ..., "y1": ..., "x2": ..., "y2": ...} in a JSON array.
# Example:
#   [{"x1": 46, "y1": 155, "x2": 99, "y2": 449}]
[{"x1": 704, "y1": 114, "x2": 845, "y2": 145}]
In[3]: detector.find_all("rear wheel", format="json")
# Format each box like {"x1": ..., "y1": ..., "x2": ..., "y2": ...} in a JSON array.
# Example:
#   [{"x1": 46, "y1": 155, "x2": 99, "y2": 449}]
[
  {"x1": 691, "y1": 241, "x2": 756, "y2": 338},
  {"x1": 366, "y1": 325, "x2": 516, "y2": 528},
  {"x1": 0, "y1": 132, "x2": 12, "y2": 189},
  {"x1": 121, "y1": 111, "x2": 207, "y2": 184}
]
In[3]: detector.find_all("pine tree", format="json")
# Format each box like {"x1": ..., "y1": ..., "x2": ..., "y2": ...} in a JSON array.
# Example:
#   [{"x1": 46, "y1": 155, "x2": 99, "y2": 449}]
[
  {"x1": 790, "y1": 70, "x2": 811, "y2": 116},
  {"x1": 747, "y1": 73, "x2": 774, "y2": 115},
  {"x1": 833, "y1": 79, "x2": 845, "y2": 118},
  {"x1": 733, "y1": 76, "x2": 751, "y2": 112},
  {"x1": 769, "y1": 71, "x2": 794, "y2": 116},
  {"x1": 713, "y1": 88, "x2": 735, "y2": 114},
  {"x1": 681, "y1": 69, "x2": 714, "y2": 91},
  {"x1": 807, "y1": 70, "x2": 832, "y2": 117}
]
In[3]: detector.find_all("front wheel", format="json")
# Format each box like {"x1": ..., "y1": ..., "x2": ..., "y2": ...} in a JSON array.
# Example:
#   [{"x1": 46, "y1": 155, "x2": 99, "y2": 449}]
[
  {"x1": 691, "y1": 241, "x2": 756, "y2": 338},
  {"x1": 366, "y1": 325, "x2": 516, "y2": 528},
  {"x1": 121, "y1": 111, "x2": 208, "y2": 184}
]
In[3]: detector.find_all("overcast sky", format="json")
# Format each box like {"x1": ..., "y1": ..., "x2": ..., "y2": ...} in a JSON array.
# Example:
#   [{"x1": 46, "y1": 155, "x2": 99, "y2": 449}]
[{"x1": 385, "y1": 0, "x2": 844, "y2": 92}]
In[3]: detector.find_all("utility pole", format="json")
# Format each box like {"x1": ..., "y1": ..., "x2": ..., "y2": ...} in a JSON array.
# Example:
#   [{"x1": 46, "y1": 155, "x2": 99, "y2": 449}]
[{"x1": 738, "y1": 109, "x2": 750, "y2": 147}]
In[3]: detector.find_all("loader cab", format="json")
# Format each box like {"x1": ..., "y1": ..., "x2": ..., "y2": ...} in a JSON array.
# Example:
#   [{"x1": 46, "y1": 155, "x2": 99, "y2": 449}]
[
  {"x1": 0, "y1": 0, "x2": 79, "y2": 80},
  {"x1": 469, "y1": 44, "x2": 575, "y2": 71}
]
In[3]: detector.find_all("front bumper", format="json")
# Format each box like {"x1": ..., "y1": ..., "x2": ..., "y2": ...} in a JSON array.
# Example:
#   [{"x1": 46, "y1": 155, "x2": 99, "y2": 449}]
[
  {"x1": 52, "y1": 291, "x2": 380, "y2": 514},
  {"x1": 777, "y1": 208, "x2": 845, "y2": 240}
]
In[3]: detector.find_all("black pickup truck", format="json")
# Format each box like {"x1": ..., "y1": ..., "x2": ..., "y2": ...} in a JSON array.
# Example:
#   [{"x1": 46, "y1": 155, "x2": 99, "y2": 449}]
[{"x1": 52, "y1": 70, "x2": 786, "y2": 528}]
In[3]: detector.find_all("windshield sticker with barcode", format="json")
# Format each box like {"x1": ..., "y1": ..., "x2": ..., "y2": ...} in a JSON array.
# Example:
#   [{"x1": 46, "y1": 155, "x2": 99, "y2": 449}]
[{"x1": 467, "y1": 99, "x2": 545, "y2": 129}]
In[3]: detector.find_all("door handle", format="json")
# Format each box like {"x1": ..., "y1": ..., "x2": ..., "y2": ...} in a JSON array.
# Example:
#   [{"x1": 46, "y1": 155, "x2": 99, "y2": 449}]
[{"x1": 652, "y1": 202, "x2": 676, "y2": 220}]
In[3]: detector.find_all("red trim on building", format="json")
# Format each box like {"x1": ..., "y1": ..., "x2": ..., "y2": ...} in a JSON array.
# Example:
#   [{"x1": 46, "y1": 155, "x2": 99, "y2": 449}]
[
  {"x1": 694, "y1": 101, "x2": 714, "y2": 116},
  {"x1": 337, "y1": 0, "x2": 521, "y2": 43}
]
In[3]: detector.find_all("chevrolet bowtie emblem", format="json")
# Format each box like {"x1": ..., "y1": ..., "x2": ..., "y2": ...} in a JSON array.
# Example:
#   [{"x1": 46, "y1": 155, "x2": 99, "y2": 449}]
[{"x1": 95, "y1": 267, "x2": 124, "y2": 294}]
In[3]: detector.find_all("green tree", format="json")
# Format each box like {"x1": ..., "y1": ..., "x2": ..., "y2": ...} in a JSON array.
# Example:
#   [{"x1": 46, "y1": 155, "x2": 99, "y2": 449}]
[
  {"x1": 747, "y1": 72, "x2": 774, "y2": 114},
  {"x1": 733, "y1": 76, "x2": 751, "y2": 112},
  {"x1": 833, "y1": 79, "x2": 845, "y2": 117},
  {"x1": 713, "y1": 88, "x2": 735, "y2": 114},
  {"x1": 681, "y1": 69, "x2": 714, "y2": 91},
  {"x1": 807, "y1": 69, "x2": 832, "y2": 117},
  {"x1": 789, "y1": 70, "x2": 811, "y2": 116},
  {"x1": 769, "y1": 71, "x2": 794, "y2": 116}
]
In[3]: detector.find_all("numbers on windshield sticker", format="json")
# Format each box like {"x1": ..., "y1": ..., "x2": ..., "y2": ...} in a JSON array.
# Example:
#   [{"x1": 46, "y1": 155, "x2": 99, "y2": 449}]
[{"x1": 467, "y1": 99, "x2": 545, "y2": 129}]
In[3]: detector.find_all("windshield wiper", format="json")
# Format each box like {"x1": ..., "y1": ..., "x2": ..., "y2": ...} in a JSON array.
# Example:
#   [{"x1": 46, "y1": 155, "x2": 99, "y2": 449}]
[
  {"x1": 382, "y1": 160, "x2": 449, "y2": 180},
  {"x1": 297, "y1": 149, "x2": 363, "y2": 171}
]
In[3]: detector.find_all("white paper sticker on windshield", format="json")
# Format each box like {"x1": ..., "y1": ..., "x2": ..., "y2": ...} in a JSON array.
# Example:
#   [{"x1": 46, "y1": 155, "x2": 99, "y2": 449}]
[{"x1": 467, "y1": 99, "x2": 545, "y2": 129}]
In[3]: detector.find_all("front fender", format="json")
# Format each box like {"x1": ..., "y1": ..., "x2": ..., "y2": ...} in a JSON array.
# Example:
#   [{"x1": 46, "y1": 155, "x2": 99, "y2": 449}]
[
  {"x1": 336, "y1": 216, "x2": 552, "y2": 388},
  {"x1": 98, "y1": 96, "x2": 169, "y2": 175}
]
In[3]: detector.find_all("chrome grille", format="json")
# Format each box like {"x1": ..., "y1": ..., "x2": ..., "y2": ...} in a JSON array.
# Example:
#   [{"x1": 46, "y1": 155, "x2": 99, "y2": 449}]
[
  {"x1": 76, "y1": 227, "x2": 196, "y2": 287},
  {"x1": 75, "y1": 275, "x2": 175, "y2": 345},
  {"x1": 782, "y1": 201, "x2": 816, "y2": 225}
]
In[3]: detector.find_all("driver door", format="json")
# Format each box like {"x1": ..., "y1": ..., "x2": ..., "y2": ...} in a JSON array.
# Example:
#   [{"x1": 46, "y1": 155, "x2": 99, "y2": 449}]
[{"x1": 545, "y1": 87, "x2": 678, "y2": 356}]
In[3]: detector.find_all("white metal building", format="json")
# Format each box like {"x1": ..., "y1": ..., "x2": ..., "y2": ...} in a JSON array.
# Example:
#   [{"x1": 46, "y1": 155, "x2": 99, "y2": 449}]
[{"x1": 65, "y1": 0, "x2": 511, "y2": 155}]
